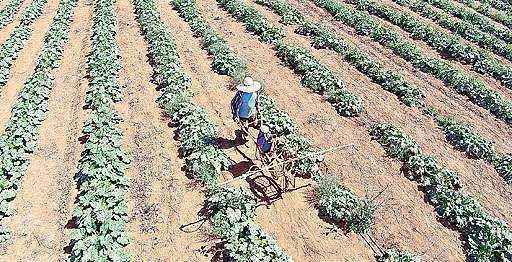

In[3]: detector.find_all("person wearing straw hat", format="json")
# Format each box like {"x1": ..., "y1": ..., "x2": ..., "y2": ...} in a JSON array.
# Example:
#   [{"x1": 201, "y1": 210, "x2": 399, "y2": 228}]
[{"x1": 231, "y1": 77, "x2": 261, "y2": 140}]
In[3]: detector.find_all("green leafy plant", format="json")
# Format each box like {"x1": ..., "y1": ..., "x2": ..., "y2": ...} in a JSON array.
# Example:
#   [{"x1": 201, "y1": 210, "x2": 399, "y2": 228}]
[
  {"x1": 0, "y1": 0, "x2": 23, "y2": 29},
  {"x1": 494, "y1": 154, "x2": 512, "y2": 184},
  {"x1": 0, "y1": 0, "x2": 78, "y2": 242},
  {"x1": 370, "y1": 123, "x2": 512, "y2": 260},
  {"x1": 0, "y1": 0, "x2": 49, "y2": 88},
  {"x1": 377, "y1": 248, "x2": 420, "y2": 262},
  {"x1": 311, "y1": 0, "x2": 512, "y2": 125},
  {"x1": 202, "y1": 186, "x2": 291, "y2": 261},
  {"x1": 436, "y1": 116, "x2": 495, "y2": 160},
  {"x1": 68, "y1": 0, "x2": 131, "y2": 260},
  {"x1": 172, "y1": 0, "x2": 247, "y2": 80},
  {"x1": 215, "y1": 0, "x2": 285, "y2": 44},
  {"x1": 345, "y1": 0, "x2": 512, "y2": 89},
  {"x1": 314, "y1": 175, "x2": 375, "y2": 233}
]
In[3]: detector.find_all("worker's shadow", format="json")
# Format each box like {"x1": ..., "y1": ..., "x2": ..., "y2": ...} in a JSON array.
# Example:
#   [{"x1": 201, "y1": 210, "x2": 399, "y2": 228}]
[
  {"x1": 227, "y1": 160, "x2": 253, "y2": 177},
  {"x1": 215, "y1": 130, "x2": 246, "y2": 150}
]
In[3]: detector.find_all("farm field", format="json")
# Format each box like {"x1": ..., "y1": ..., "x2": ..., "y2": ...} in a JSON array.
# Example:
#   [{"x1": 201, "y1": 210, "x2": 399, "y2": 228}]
[{"x1": 0, "y1": 0, "x2": 511, "y2": 260}]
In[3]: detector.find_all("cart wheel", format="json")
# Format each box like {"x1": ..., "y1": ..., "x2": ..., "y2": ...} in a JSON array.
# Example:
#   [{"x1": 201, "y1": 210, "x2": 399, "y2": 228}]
[
  {"x1": 265, "y1": 162, "x2": 291, "y2": 192},
  {"x1": 246, "y1": 166, "x2": 283, "y2": 204},
  {"x1": 238, "y1": 123, "x2": 249, "y2": 141},
  {"x1": 319, "y1": 161, "x2": 329, "y2": 175},
  {"x1": 282, "y1": 161, "x2": 296, "y2": 191}
]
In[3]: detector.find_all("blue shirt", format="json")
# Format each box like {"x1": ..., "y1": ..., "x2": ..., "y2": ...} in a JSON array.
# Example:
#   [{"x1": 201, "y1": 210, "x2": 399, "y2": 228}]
[
  {"x1": 257, "y1": 131, "x2": 272, "y2": 153},
  {"x1": 238, "y1": 91, "x2": 257, "y2": 118}
]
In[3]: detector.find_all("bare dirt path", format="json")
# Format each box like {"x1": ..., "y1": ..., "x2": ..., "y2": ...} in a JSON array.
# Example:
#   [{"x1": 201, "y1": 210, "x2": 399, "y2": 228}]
[
  {"x1": 115, "y1": 0, "x2": 207, "y2": 260},
  {"x1": 281, "y1": 0, "x2": 512, "y2": 153},
  {"x1": 251, "y1": 0, "x2": 512, "y2": 226},
  {"x1": 0, "y1": 0, "x2": 89, "y2": 260},
  {"x1": 157, "y1": 0, "x2": 378, "y2": 260},
  {"x1": 0, "y1": 0, "x2": 60, "y2": 134}
]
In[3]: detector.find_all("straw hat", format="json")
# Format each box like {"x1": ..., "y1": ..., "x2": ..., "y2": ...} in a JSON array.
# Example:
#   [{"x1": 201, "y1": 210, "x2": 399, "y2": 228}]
[{"x1": 236, "y1": 77, "x2": 261, "y2": 93}]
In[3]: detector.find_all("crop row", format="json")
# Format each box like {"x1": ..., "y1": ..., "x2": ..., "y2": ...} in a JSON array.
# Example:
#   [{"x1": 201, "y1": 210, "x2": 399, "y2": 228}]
[
  {"x1": 0, "y1": 0, "x2": 78, "y2": 243},
  {"x1": 211, "y1": 0, "x2": 418, "y2": 258},
  {"x1": 310, "y1": 0, "x2": 512, "y2": 125},
  {"x1": 260, "y1": 0, "x2": 512, "y2": 185},
  {"x1": 423, "y1": 0, "x2": 512, "y2": 45},
  {"x1": 216, "y1": 0, "x2": 364, "y2": 118},
  {"x1": 370, "y1": 123, "x2": 512, "y2": 260},
  {"x1": 346, "y1": 0, "x2": 512, "y2": 90},
  {"x1": 0, "y1": 0, "x2": 23, "y2": 29},
  {"x1": 423, "y1": 109, "x2": 512, "y2": 184},
  {"x1": 256, "y1": 0, "x2": 423, "y2": 107},
  {"x1": 0, "y1": 0, "x2": 48, "y2": 88},
  {"x1": 377, "y1": 249, "x2": 419, "y2": 262},
  {"x1": 460, "y1": 0, "x2": 512, "y2": 29},
  {"x1": 393, "y1": 0, "x2": 512, "y2": 62},
  {"x1": 67, "y1": 0, "x2": 131, "y2": 260},
  {"x1": 133, "y1": 0, "x2": 293, "y2": 260},
  {"x1": 170, "y1": 0, "x2": 247, "y2": 80},
  {"x1": 477, "y1": 0, "x2": 512, "y2": 12},
  {"x1": 211, "y1": 0, "x2": 420, "y2": 257},
  {"x1": 174, "y1": 0, "x2": 375, "y2": 236},
  {"x1": 215, "y1": 0, "x2": 512, "y2": 259}
]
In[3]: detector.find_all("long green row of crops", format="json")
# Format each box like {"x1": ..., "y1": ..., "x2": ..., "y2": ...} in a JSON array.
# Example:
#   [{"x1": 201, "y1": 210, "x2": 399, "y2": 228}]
[
  {"x1": 133, "y1": 0, "x2": 295, "y2": 259},
  {"x1": 345, "y1": 0, "x2": 512, "y2": 90},
  {"x1": 0, "y1": 0, "x2": 77, "y2": 243},
  {"x1": 0, "y1": 0, "x2": 49, "y2": 88},
  {"x1": 67, "y1": 0, "x2": 131, "y2": 260},
  {"x1": 0, "y1": 0, "x2": 24, "y2": 29},
  {"x1": 172, "y1": 0, "x2": 377, "y2": 254}
]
